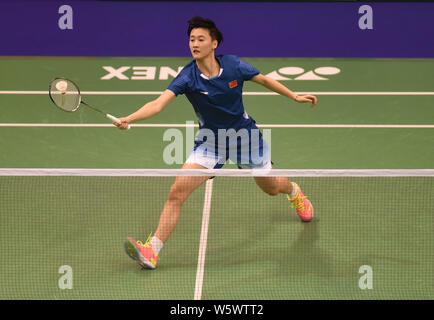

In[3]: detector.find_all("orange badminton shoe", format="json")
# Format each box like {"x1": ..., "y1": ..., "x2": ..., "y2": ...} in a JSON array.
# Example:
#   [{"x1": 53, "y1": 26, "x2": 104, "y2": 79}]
[
  {"x1": 124, "y1": 235, "x2": 158, "y2": 269},
  {"x1": 287, "y1": 182, "x2": 313, "y2": 222}
]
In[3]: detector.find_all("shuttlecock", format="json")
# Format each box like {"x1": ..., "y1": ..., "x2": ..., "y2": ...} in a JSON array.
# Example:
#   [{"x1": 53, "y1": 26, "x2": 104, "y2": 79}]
[{"x1": 56, "y1": 80, "x2": 68, "y2": 93}]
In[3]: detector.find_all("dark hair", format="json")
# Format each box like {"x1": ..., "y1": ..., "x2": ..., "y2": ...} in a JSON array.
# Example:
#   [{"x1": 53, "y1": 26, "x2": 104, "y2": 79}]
[{"x1": 187, "y1": 16, "x2": 223, "y2": 47}]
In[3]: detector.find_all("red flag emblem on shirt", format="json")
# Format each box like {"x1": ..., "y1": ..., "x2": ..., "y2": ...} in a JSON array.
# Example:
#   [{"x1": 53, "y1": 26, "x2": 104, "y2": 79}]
[{"x1": 229, "y1": 80, "x2": 238, "y2": 88}]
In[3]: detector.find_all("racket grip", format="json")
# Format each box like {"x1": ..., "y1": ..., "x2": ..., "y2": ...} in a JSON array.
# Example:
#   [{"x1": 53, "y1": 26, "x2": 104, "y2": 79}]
[{"x1": 106, "y1": 114, "x2": 131, "y2": 130}]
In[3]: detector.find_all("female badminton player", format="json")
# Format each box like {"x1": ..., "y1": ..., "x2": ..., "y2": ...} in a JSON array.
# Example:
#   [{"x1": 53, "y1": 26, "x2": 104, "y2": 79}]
[{"x1": 115, "y1": 16, "x2": 318, "y2": 269}]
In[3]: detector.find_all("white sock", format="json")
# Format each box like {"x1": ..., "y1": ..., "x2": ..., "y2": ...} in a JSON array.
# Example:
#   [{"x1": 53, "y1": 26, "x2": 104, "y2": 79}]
[
  {"x1": 289, "y1": 182, "x2": 298, "y2": 199},
  {"x1": 150, "y1": 236, "x2": 164, "y2": 255}
]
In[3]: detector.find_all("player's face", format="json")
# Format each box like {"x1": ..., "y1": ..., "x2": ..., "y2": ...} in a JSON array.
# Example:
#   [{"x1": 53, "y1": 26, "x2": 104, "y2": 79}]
[{"x1": 189, "y1": 28, "x2": 218, "y2": 60}]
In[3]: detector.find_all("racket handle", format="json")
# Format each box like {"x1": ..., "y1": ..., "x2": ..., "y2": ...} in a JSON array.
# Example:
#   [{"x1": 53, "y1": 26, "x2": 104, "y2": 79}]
[{"x1": 106, "y1": 114, "x2": 131, "y2": 130}]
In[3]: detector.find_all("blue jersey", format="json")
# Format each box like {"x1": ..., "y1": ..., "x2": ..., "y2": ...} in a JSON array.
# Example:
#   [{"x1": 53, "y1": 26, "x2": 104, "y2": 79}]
[{"x1": 167, "y1": 55, "x2": 260, "y2": 133}]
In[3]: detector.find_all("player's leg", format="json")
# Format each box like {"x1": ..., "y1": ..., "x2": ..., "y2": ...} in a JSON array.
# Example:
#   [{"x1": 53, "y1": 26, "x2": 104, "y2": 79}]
[
  {"x1": 124, "y1": 137, "x2": 221, "y2": 269},
  {"x1": 240, "y1": 135, "x2": 293, "y2": 196},
  {"x1": 245, "y1": 135, "x2": 313, "y2": 222},
  {"x1": 124, "y1": 162, "x2": 210, "y2": 269},
  {"x1": 253, "y1": 175, "x2": 293, "y2": 196},
  {"x1": 254, "y1": 175, "x2": 313, "y2": 222},
  {"x1": 154, "y1": 162, "x2": 210, "y2": 243}
]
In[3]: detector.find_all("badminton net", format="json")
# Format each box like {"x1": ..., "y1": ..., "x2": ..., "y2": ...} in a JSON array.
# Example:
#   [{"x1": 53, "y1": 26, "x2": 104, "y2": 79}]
[{"x1": 0, "y1": 168, "x2": 433, "y2": 300}]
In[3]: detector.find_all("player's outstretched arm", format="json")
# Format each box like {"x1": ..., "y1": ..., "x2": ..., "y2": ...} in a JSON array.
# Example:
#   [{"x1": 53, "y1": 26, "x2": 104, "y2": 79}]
[
  {"x1": 251, "y1": 73, "x2": 317, "y2": 107},
  {"x1": 114, "y1": 90, "x2": 176, "y2": 129}
]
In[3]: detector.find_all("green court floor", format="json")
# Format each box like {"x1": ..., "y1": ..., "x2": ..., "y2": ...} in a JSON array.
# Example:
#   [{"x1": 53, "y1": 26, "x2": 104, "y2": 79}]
[{"x1": 0, "y1": 57, "x2": 433, "y2": 299}]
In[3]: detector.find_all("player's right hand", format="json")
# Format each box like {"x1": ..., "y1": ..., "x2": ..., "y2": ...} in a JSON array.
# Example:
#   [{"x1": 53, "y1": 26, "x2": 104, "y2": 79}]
[
  {"x1": 113, "y1": 117, "x2": 131, "y2": 130},
  {"x1": 295, "y1": 94, "x2": 318, "y2": 108}
]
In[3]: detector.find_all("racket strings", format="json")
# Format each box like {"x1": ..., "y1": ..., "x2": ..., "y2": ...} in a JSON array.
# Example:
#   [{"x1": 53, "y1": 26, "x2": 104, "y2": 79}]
[
  {"x1": 48, "y1": 77, "x2": 127, "y2": 128},
  {"x1": 49, "y1": 78, "x2": 81, "y2": 112}
]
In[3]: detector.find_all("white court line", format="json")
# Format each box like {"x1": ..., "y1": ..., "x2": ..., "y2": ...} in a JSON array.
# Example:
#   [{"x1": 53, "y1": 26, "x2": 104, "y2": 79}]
[
  {"x1": 2, "y1": 169, "x2": 433, "y2": 177},
  {"x1": 1, "y1": 123, "x2": 433, "y2": 128},
  {"x1": 0, "y1": 91, "x2": 163, "y2": 95},
  {"x1": 1, "y1": 90, "x2": 434, "y2": 95},
  {"x1": 243, "y1": 92, "x2": 434, "y2": 96},
  {"x1": 194, "y1": 178, "x2": 214, "y2": 300}
]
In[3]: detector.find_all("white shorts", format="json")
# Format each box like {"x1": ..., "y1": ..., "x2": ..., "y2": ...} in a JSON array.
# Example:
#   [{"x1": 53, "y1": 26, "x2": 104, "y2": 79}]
[{"x1": 185, "y1": 135, "x2": 272, "y2": 170}]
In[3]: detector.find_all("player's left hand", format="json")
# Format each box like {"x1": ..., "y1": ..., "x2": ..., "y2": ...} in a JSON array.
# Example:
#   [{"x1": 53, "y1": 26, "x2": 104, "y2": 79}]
[{"x1": 295, "y1": 95, "x2": 318, "y2": 107}]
